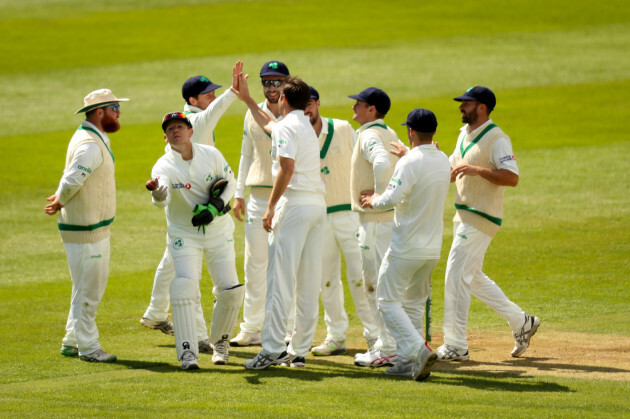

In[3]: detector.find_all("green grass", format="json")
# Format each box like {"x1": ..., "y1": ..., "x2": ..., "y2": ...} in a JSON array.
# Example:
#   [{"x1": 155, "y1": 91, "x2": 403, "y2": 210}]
[{"x1": 1, "y1": 0, "x2": 629, "y2": 416}]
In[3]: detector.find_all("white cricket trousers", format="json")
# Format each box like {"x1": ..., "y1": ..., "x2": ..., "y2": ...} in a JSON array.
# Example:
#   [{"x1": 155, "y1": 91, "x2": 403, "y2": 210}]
[
  {"x1": 262, "y1": 194, "x2": 325, "y2": 357},
  {"x1": 357, "y1": 220, "x2": 397, "y2": 353},
  {"x1": 169, "y1": 219, "x2": 240, "y2": 296},
  {"x1": 443, "y1": 221, "x2": 525, "y2": 350},
  {"x1": 320, "y1": 211, "x2": 379, "y2": 341},
  {"x1": 377, "y1": 250, "x2": 437, "y2": 362},
  {"x1": 143, "y1": 233, "x2": 209, "y2": 340},
  {"x1": 62, "y1": 237, "x2": 110, "y2": 355},
  {"x1": 239, "y1": 207, "x2": 269, "y2": 334}
]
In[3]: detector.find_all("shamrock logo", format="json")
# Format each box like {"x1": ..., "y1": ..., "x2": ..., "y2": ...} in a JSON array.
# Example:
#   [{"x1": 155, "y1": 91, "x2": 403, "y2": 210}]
[
  {"x1": 200, "y1": 76, "x2": 210, "y2": 82},
  {"x1": 269, "y1": 62, "x2": 279, "y2": 69}
]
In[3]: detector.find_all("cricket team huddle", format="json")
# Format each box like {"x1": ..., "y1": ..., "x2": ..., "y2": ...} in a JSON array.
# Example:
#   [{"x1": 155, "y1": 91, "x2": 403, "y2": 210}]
[{"x1": 45, "y1": 59, "x2": 540, "y2": 382}]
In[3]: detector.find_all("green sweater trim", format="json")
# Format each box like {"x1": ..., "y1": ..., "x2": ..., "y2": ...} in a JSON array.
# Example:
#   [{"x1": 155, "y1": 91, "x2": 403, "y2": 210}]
[
  {"x1": 58, "y1": 217, "x2": 115, "y2": 231},
  {"x1": 327, "y1": 204, "x2": 351, "y2": 214},
  {"x1": 460, "y1": 123, "x2": 497, "y2": 158},
  {"x1": 78, "y1": 125, "x2": 115, "y2": 163},
  {"x1": 320, "y1": 118, "x2": 335, "y2": 159},
  {"x1": 365, "y1": 122, "x2": 388, "y2": 130},
  {"x1": 454, "y1": 204, "x2": 502, "y2": 226}
]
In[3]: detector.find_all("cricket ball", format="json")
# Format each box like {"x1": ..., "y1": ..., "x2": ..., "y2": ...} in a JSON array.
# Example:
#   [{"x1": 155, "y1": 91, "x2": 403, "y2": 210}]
[{"x1": 145, "y1": 179, "x2": 158, "y2": 191}]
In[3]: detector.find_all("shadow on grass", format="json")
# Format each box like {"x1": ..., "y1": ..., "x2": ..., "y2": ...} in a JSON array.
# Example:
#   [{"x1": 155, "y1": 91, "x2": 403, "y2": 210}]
[
  {"x1": 112, "y1": 350, "x2": 571, "y2": 393},
  {"x1": 435, "y1": 356, "x2": 630, "y2": 376},
  {"x1": 430, "y1": 370, "x2": 573, "y2": 392}
]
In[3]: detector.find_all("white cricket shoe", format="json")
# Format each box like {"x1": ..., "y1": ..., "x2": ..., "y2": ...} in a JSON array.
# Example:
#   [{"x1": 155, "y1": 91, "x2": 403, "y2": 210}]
[
  {"x1": 354, "y1": 349, "x2": 398, "y2": 367},
  {"x1": 412, "y1": 343, "x2": 438, "y2": 382},
  {"x1": 511, "y1": 314, "x2": 541, "y2": 357},
  {"x1": 311, "y1": 338, "x2": 347, "y2": 356},
  {"x1": 244, "y1": 350, "x2": 290, "y2": 370},
  {"x1": 181, "y1": 351, "x2": 199, "y2": 370},
  {"x1": 436, "y1": 344, "x2": 470, "y2": 361},
  {"x1": 140, "y1": 317, "x2": 174, "y2": 336},
  {"x1": 212, "y1": 339, "x2": 229, "y2": 365},
  {"x1": 384, "y1": 360, "x2": 414, "y2": 377},
  {"x1": 80, "y1": 348, "x2": 117, "y2": 363},
  {"x1": 229, "y1": 331, "x2": 262, "y2": 347},
  {"x1": 198, "y1": 338, "x2": 213, "y2": 354}
]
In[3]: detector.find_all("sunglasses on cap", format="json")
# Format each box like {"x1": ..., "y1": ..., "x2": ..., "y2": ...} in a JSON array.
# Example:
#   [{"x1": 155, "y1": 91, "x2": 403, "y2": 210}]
[
  {"x1": 162, "y1": 112, "x2": 192, "y2": 131},
  {"x1": 104, "y1": 104, "x2": 120, "y2": 112},
  {"x1": 262, "y1": 80, "x2": 283, "y2": 88}
]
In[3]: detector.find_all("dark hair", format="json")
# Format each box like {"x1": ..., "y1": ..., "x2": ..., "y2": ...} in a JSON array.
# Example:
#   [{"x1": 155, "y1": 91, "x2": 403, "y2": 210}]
[{"x1": 281, "y1": 76, "x2": 310, "y2": 110}]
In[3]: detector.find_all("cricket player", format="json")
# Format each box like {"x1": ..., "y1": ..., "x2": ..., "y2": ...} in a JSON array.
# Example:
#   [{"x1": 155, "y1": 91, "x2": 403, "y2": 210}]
[
  {"x1": 437, "y1": 86, "x2": 541, "y2": 361},
  {"x1": 230, "y1": 60, "x2": 291, "y2": 347},
  {"x1": 304, "y1": 86, "x2": 379, "y2": 357},
  {"x1": 361, "y1": 109, "x2": 450, "y2": 381},
  {"x1": 349, "y1": 87, "x2": 405, "y2": 367},
  {"x1": 45, "y1": 88, "x2": 129, "y2": 363},
  {"x1": 141, "y1": 61, "x2": 245, "y2": 354},
  {"x1": 238, "y1": 76, "x2": 326, "y2": 370},
  {"x1": 149, "y1": 112, "x2": 244, "y2": 370}
]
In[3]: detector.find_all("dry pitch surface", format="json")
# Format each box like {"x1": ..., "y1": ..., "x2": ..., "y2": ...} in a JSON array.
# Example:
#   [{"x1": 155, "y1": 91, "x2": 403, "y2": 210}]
[{"x1": 343, "y1": 331, "x2": 630, "y2": 381}]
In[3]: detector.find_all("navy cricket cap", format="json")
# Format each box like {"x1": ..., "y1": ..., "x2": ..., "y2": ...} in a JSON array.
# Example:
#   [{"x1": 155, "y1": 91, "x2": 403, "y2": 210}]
[
  {"x1": 348, "y1": 87, "x2": 391, "y2": 115},
  {"x1": 182, "y1": 76, "x2": 221, "y2": 102},
  {"x1": 402, "y1": 108, "x2": 438, "y2": 133},
  {"x1": 309, "y1": 86, "x2": 319, "y2": 100},
  {"x1": 260, "y1": 61, "x2": 290, "y2": 77},
  {"x1": 162, "y1": 112, "x2": 192, "y2": 132},
  {"x1": 454, "y1": 86, "x2": 496, "y2": 111}
]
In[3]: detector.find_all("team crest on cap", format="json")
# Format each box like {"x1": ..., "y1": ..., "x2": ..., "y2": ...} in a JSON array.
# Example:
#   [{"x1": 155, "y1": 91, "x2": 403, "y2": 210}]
[
  {"x1": 200, "y1": 76, "x2": 210, "y2": 82},
  {"x1": 269, "y1": 62, "x2": 279, "y2": 69}
]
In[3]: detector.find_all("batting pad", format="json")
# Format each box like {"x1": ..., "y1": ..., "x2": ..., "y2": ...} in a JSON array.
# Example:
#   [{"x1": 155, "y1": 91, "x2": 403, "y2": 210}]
[
  {"x1": 171, "y1": 277, "x2": 200, "y2": 361},
  {"x1": 209, "y1": 284, "x2": 245, "y2": 344}
]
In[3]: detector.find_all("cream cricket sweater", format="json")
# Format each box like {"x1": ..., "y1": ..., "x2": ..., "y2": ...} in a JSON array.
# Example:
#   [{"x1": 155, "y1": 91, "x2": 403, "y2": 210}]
[
  {"x1": 243, "y1": 108, "x2": 273, "y2": 201},
  {"x1": 58, "y1": 126, "x2": 116, "y2": 243},
  {"x1": 350, "y1": 121, "x2": 399, "y2": 223},
  {"x1": 319, "y1": 117, "x2": 355, "y2": 213},
  {"x1": 453, "y1": 123, "x2": 506, "y2": 237}
]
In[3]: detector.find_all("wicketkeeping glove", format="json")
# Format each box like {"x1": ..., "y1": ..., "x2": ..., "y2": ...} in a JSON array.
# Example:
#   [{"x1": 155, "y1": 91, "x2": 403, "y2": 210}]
[
  {"x1": 152, "y1": 185, "x2": 168, "y2": 202},
  {"x1": 191, "y1": 203, "x2": 219, "y2": 227},
  {"x1": 190, "y1": 177, "x2": 231, "y2": 232},
  {"x1": 207, "y1": 178, "x2": 231, "y2": 215}
]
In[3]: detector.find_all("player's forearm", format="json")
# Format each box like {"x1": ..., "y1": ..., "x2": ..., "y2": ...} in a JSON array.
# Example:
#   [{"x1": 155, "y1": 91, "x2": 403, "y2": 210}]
[
  {"x1": 234, "y1": 154, "x2": 252, "y2": 199},
  {"x1": 244, "y1": 97, "x2": 274, "y2": 134},
  {"x1": 480, "y1": 167, "x2": 519, "y2": 187}
]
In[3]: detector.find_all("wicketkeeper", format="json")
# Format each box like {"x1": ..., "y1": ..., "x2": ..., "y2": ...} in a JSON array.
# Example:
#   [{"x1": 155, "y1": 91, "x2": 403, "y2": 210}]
[{"x1": 149, "y1": 112, "x2": 243, "y2": 370}]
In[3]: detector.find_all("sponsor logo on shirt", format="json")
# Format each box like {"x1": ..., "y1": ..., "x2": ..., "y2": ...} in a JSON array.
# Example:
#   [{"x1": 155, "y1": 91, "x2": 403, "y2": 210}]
[
  {"x1": 499, "y1": 155, "x2": 516, "y2": 163},
  {"x1": 78, "y1": 165, "x2": 92, "y2": 174},
  {"x1": 172, "y1": 183, "x2": 191, "y2": 189}
]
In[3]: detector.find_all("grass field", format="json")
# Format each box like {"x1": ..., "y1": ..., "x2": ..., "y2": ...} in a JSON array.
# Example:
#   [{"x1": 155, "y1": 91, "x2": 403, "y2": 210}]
[{"x1": 1, "y1": 0, "x2": 629, "y2": 417}]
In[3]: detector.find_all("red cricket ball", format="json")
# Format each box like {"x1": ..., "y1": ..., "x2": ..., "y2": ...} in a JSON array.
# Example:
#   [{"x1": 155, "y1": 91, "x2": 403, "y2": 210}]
[{"x1": 145, "y1": 179, "x2": 158, "y2": 191}]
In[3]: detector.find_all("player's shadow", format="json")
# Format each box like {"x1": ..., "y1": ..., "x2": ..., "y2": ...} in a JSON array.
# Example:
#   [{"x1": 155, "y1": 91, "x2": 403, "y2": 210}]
[
  {"x1": 436, "y1": 356, "x2": 630, "y2": 376},
  {"x1": 428, "y1": 369, "x2": 573, "y2": 392}
]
